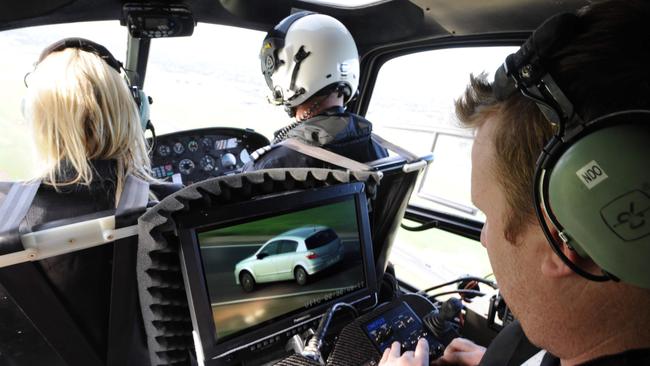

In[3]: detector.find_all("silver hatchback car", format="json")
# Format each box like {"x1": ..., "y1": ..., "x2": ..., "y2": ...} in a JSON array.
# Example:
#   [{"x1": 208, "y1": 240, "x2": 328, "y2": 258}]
[{"x1": 234, "y1": 226, "x2": 343, "y2": 292}]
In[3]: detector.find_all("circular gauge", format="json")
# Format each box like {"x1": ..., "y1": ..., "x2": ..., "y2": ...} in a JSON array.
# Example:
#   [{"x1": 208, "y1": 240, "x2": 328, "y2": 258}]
[
  {"x1": 178, "y1": 159, "x2": 195, "y2": 175},
  {"x1": 221, "y1": 153, "x2": 237, "y2": 168},
  {"x1": 173, "y1": 142, "x2": 185, "y2": 155},
  {"x1": 187, "y1": 140, "x2": 199, "y2": 152},
  {"x1": 157, "y1": 144, "x2": 171, "y2": 157},
  {"x1": 201, "y1": 137, "x2": 212, "y2": 150},
  {"x1": 199, "y1": 155, "x2": 216, "y2": 172},
  {"x1": 239, "y1": 149, "x2": 252, "y2": 165}
]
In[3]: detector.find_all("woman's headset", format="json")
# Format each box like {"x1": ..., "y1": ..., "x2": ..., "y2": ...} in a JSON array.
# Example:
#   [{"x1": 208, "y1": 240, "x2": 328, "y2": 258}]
[
  {"x1": 34, "y1": 37, "x2": 152, "y2": 132},
  {"x1": 493, "y1": 13, "x2": 650, "y2": 288}
]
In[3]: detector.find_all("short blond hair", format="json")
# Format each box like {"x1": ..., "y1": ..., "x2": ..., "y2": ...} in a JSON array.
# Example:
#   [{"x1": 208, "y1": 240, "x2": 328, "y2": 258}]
[
  {"x1": 455, "y1": 74, "x2": 553, "y2": 243},
  {"x1": 24, "y1": 47, "x2": 154, "y2": 202}
]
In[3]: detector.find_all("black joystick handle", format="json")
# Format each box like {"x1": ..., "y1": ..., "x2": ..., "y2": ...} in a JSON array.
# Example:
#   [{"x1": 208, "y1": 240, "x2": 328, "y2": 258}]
[{"x1": 424, "y1": 298, "x2": 463, "y2": 346}]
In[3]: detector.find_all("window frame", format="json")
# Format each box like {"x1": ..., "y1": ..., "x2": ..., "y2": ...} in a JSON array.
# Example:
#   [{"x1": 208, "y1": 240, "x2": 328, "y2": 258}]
[{"x1": 352, "y1": 35, "x2": 528, "y2": 240}]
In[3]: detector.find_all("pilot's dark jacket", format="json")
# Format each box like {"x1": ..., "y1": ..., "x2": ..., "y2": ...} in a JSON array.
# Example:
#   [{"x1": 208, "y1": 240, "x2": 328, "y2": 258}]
[
  {"x1": 244, "y1": 107, "x2": 388, "y2": 170},
  {"x1": 13, "y1": 160, "x2": 180, "y2": 364}
]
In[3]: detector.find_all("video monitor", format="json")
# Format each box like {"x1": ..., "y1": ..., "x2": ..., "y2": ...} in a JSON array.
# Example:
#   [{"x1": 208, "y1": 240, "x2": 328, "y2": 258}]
[{"x1": 178, "y1": 182, "x2": 377, "y2": 362}]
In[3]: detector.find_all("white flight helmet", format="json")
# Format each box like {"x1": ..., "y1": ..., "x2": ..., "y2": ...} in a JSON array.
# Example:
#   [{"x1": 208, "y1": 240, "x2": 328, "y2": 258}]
[{"x1": 260, "y1": 12, "x2": 360, "y2": 113}]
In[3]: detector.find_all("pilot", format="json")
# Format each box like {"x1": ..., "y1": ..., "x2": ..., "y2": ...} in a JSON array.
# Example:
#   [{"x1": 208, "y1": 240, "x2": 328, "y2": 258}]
[
  {"x1": 381, "y1": 0, "x2": 650, "y2": 365},
  {"x1": 19, "y1": 38, "x2": 178, "y2": 363},
  {"x1": 244, "y1": 12, "x2": 388, "y2": 170}
]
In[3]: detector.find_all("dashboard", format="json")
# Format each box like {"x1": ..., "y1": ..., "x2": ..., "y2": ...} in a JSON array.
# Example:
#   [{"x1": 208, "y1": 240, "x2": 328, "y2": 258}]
[{"x1": 150, "y1": 127, "x2": 270, "y2": 185}]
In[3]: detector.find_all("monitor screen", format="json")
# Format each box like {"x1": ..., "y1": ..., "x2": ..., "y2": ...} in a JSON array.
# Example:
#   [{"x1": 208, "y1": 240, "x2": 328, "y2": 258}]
[{"x1": 178, "y1": 182, "x2": 377, "y2": 361}]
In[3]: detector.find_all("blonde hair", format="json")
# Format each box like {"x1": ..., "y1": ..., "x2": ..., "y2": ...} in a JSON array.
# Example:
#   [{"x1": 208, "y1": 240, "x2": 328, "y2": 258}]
[{"x1": 23, "y1": 47, "x2": 154, "y2": 202}]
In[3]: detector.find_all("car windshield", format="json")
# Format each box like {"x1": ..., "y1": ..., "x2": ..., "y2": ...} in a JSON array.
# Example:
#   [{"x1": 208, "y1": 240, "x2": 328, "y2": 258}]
[{"x1": 305, "y1": 228, "x2": 338, "y2": 249}]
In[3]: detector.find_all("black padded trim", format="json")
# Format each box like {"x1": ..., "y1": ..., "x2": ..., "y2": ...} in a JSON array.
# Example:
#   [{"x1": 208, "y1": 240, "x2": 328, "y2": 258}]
[{"x1": 137, "y1": 168, "x2": 379, "y2": 365}]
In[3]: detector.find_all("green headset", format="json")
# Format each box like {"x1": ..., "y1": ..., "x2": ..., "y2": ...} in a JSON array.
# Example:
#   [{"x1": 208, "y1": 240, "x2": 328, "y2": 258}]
[
  {"x1": 36, "y1": 37, "x2": 152, "y2": 132},
  {"x1": 493, "y1": 13, "x2": 650, "y2": 288}
]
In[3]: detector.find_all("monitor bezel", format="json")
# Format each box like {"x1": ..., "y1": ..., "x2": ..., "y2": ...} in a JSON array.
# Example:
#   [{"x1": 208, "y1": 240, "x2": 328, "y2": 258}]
[{"x1": 177, "y1": 182, "x2": 378, "y2": 361}]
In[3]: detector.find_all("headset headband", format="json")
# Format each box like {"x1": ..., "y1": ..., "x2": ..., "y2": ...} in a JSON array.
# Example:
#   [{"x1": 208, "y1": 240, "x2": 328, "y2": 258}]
[
  {"x1": 493, "y1": 13, "x2": 585, "y2": 136},
  {"x1": 36, "y1": 37, "x2": 145, "y2": 123},
  {"x1": 39, "y1": 37, "x2": 124, "y2": 73}
]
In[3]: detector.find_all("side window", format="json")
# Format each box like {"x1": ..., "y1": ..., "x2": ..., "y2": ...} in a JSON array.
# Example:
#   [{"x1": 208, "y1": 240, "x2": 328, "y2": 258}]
[
  {"x1": 367, "y1": 47, "x2": 516, "y2": 221},
  {"x1": 261, "y1": 241, "x2": 280, "y2": 256},
  {"x1": 366, "y1": 46, "x2": 517, "y2": 289},
  {"x1": 279, "y1": 240, "x2": 298, "y2": 254}
]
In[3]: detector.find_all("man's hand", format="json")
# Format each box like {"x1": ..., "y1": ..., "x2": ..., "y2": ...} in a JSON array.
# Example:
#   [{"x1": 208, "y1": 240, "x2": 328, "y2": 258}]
[
  {"x1": 431, "y1": 338, "x2": 485, "y2": 366},
  {"x1": 378, "y1": 338, "x2": 429, "y2": 366}
]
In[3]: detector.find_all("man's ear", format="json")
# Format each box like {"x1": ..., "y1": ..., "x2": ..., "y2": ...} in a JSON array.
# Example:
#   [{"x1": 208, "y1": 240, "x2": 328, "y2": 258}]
[{"x1": 540, "y1": 225, "x2": 576, "y2": 278}]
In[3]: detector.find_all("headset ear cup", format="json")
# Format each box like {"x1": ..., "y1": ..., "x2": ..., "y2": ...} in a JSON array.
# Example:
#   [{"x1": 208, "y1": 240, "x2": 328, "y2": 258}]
[{"x1": 546, "y1": 112, "x2": 650, "y2": 288}]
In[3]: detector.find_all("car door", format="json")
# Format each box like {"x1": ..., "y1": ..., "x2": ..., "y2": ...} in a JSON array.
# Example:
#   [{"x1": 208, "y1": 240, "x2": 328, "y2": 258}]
[
  {"x1": 275, "y1": 240, "x2": 299, "y2": 280},
  {"x1": 253, "y1": 241, "x2": 280, "y2": 282}
]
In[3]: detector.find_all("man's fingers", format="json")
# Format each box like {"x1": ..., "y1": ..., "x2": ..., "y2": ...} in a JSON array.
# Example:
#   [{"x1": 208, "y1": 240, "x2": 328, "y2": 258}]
[
  {"x1": 380, "y1": 348, "x2": 390, "y2": 364},
  {"x1": 414, "y1": 338, "x2": 429, "y2": 363},
  {"x1": 445, "y1": 338, "x2": 475, "y2": 353},
  {"x1": 389, "y1": 341, "x2": 401, "y2": 359}
]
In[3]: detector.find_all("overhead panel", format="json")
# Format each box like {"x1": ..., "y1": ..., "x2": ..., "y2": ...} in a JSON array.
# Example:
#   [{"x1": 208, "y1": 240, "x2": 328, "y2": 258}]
[{"x1": 1, "y1": 0, "x2": 73, "y2": 22}]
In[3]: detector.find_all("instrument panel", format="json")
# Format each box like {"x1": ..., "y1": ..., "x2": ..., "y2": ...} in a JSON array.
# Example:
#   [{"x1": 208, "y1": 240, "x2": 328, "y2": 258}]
[{"x1": 150, "y1": 127, "x2": 269, "y2": 185}]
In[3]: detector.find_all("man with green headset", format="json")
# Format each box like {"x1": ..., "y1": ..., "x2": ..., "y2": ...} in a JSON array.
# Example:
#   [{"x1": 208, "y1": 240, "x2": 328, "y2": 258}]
[{"x1": 380, "y1": 0, "x2": 650, "y2": 365}]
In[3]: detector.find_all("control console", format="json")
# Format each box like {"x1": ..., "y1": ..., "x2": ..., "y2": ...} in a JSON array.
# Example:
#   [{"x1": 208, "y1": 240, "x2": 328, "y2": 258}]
[
  {"x1": 296, "y1": 294, "x2": 448, "y2": 366},
  {"x1": 364, "y1": 301, "x2": 444, "y2": 358},
  {"x1": 150, "y1": 127, "x2": 269, "y2": 185}
]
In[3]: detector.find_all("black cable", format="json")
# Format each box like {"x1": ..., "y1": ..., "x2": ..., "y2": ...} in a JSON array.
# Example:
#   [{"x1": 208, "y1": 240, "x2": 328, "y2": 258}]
[
  {"x1": 314, "y1": 302, "x2": 357, "y2": 339},
  {"x1": 302, "y1": 302, "x2": 357, "y2": 363},
  {"x1": 428, "y1": 289, "x2": 485, "y2": 299},
  {"x1": 418, "y1": 276, "x2": 498, "y2": 294},
  {"x1": 400, "y1": 220, "x2": 438, "y2": 232}
]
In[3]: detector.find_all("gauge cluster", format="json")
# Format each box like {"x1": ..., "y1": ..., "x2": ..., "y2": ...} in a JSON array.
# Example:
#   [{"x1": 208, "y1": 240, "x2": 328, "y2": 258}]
[{"x1": 150, "y1": 127, "x2": 269, "y2": 185}]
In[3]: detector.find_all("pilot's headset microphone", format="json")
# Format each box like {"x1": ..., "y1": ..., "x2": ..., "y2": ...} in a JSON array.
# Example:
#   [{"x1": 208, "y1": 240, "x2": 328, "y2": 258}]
[
  {"x1": 493, "y1": 13, "x2": 650, "y2": 289},
  {"x1": 25, "y1": 37, "x2": 155, "y2": 138}
]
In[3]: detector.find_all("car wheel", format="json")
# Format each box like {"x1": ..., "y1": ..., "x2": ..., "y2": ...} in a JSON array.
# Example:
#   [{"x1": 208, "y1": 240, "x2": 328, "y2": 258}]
[
  {"x1": 240, "y1": 272, "x2": 255, "y2": 292},
  {"x1": 295, "y1": 267, "x2": 308, "y2": 286}
]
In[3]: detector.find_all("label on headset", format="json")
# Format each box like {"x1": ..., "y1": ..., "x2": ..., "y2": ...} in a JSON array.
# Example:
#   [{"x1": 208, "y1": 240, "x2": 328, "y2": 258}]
[{"x1": 576, "y1": 160, "x2": 608, "y2": 190}]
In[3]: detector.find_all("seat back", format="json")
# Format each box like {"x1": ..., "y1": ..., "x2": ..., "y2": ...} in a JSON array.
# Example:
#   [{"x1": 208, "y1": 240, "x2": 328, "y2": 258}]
[
  {"x1": 0, "y1": 177, "x2": 150, "y2": 366},
  {"x1": 366, "y1": 154, "x2": 432, "y2": 282}
]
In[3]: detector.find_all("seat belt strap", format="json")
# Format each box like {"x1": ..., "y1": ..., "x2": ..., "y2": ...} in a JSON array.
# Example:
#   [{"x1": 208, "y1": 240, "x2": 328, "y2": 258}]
[
  {"x1": 371, "y1": 133, "x2": 419, "y2": 162},
  {"x1": 0, "y1": 180, "x2": 41, "y2": 255},
  {"x1": 280, "y1": 138, "x2": 372, "y2": 171},
  {"x1": 0, "y1": 179, "x2": 104, "y2": 366},
  {"x1": 107, "y1": 175, "x2": 150, "y2": 366}
]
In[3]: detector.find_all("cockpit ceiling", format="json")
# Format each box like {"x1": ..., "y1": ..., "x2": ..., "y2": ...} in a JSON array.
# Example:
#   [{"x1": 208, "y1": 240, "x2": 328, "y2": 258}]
[{"x1": 1, "y1": 0, "x2": 590, "y2": 46}]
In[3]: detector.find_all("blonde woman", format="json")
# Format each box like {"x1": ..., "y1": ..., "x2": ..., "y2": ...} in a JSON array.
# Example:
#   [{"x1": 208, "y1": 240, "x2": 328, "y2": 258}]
[{"x1": 19, "y1": 38, "x2": 178, "y2": 363}]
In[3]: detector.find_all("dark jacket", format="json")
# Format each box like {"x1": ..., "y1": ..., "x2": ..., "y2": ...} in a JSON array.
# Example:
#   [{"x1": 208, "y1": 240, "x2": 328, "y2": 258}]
[
  {"x1": 4, "y1": 160, "x2": 180, "y2": 365},
  {"x1": 245, "y1": 107, "x2": 388, "y2": 170},
  {"x1": 480, "y1": 321, "x2": 650, "y2": 366},
  {"x1": 540, "y1": 348, "x2": 650, "y2": 366}
]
